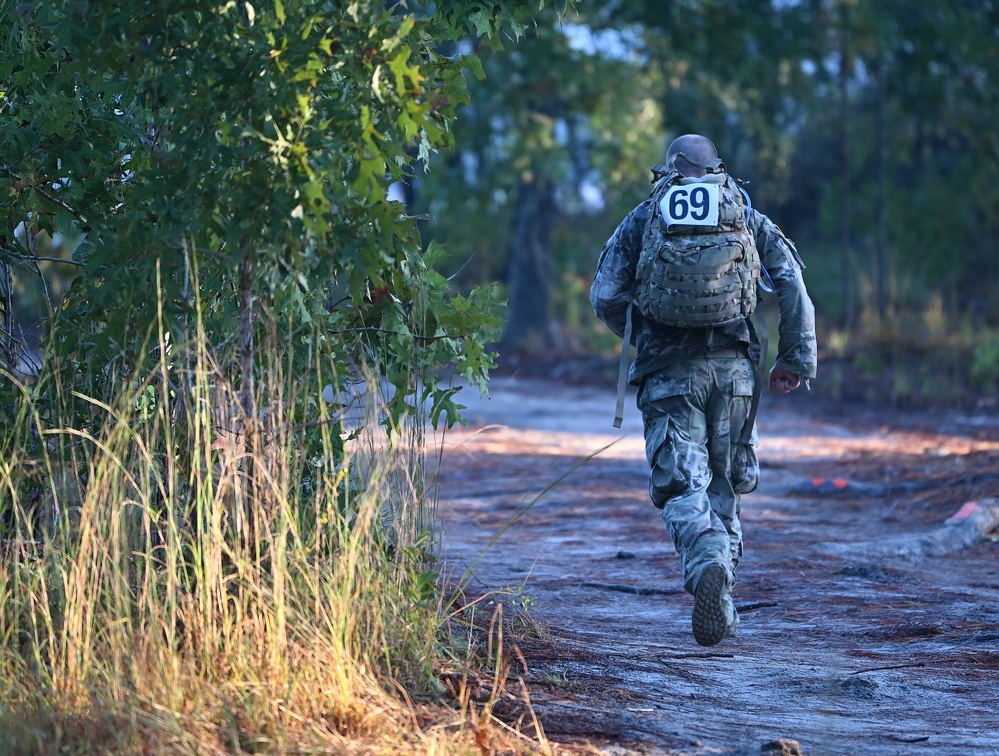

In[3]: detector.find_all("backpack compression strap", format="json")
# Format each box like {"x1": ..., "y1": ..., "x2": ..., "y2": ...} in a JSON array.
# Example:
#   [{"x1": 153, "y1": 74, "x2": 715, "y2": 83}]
[
  {"x1": 741, "y1": 304, "x2": 769, "y2": 445},
  {"x1": 613, "y1": 303, "x2": 633, "y2": 428}
]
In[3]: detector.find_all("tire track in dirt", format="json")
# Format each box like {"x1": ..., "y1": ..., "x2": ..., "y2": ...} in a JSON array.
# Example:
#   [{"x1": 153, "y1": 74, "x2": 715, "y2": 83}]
[{"x1": 437, "y1": 378, "x2": 999, "y2": 756}]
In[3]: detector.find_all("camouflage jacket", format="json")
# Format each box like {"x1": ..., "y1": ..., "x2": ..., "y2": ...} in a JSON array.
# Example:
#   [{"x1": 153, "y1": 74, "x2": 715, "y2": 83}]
[{"x1": 590, "y1": 199, "x2": 817, "y2": 386}]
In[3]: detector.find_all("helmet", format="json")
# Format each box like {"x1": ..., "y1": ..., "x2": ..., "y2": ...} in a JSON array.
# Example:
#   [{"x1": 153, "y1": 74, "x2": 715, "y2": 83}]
[{"x1": 666, "y1": 134, "x2": 722, "y2": 177}]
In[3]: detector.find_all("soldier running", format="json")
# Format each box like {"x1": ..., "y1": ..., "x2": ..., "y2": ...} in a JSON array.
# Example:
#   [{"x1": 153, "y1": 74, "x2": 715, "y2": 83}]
[{"x1": 590, "y1": 134, "x2": 817, "y2": 646}]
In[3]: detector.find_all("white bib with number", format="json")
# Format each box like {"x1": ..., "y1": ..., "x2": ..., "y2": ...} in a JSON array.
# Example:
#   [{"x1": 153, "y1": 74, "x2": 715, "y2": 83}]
[{"x1": 659, "y1": 183, "x2": 720, "y2": 226}]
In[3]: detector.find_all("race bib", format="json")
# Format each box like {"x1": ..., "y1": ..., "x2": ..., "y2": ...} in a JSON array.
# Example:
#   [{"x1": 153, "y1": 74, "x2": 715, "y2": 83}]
[{"x1": 660, "y1": 183, "x2": 719, "y2": 226}]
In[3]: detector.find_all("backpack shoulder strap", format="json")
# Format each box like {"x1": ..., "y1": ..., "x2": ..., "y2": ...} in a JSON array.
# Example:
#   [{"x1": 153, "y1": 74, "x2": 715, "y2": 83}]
[{"x1": 650, "y1": 165, "x2": 681, "y2": 186}]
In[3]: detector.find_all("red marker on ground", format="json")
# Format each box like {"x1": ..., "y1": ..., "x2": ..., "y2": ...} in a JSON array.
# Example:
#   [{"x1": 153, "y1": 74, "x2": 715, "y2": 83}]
[{"x1": 949, "y1": 501, "x2": 980, "y2": 521}]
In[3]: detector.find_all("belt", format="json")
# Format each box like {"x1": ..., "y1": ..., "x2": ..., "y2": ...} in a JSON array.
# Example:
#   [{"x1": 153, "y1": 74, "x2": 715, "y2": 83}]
[{"x1": 703, "y1": 344, "x2": 749, "y2": 359}]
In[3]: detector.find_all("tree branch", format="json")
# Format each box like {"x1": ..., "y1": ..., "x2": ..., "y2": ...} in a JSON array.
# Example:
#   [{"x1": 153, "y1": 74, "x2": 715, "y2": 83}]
[
  {"x1": 0, "y1": 246, "x2": 85, "y2": 267},
  {"x1": 1, "y1": 162, "x2": 90, "y2": 225},
  {"x1": 328, "y1": 326, "x2": 457, "y2": 342}
]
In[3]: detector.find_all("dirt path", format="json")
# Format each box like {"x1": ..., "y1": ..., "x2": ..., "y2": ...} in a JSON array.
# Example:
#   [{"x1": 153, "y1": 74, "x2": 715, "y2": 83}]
[{"x1": 436, "y1": 378, "x2": 999, "y2": 756}]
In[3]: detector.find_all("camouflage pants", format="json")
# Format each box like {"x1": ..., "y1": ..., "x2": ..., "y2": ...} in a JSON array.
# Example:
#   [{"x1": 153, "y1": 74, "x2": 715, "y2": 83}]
[{"x1": 637, "y1": 350, "x2": 760, "y2": 596}]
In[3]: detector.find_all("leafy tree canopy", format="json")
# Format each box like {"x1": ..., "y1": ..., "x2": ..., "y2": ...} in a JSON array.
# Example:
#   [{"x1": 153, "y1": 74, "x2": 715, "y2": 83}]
[{"x1": 0, "y1": 0, "x2": 570, "y2": 431}]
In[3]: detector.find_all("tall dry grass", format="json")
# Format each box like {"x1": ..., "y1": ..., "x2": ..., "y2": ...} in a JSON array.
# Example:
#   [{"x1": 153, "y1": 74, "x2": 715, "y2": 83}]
[{"x1": 0, "y1": 310, "x2": 554, "y2": 753}]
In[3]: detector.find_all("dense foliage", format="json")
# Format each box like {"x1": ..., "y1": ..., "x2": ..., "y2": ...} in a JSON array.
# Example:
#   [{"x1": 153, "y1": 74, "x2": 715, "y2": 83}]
[{"x1": 1, "y1": 0, "x2": 574, "y2": 433}]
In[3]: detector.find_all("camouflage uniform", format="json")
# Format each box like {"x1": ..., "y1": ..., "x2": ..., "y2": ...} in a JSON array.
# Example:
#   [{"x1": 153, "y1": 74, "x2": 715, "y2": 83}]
[{"x1": 590, "y1": 196, "x2": 817, "y2": 619}]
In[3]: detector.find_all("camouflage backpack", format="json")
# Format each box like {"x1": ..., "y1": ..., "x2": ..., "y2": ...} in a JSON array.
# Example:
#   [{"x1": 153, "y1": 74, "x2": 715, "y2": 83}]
[{"x1": 635, "y1": 162, "x2": 760, "y2": 328}]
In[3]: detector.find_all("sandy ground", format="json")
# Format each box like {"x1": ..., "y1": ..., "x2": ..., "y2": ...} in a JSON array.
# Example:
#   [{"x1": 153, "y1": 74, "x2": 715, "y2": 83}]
[{"x1": 435, "y1": 377, "x2": 999, "y2": 756}]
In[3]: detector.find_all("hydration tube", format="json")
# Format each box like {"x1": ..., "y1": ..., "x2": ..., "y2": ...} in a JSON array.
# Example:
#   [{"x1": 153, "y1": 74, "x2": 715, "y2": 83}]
[{"x1": 740, "y1": 185, "x2": 776, "y2": 294}]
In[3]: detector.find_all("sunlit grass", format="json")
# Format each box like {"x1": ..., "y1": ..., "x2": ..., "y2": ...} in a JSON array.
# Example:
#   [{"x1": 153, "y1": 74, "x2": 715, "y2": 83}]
[
  {"x1": 0, "y1": 314, "x2": 552, "y2": 753},
  {"x1": 814, "y1": 298, "x2": 999, "y2": 407}
]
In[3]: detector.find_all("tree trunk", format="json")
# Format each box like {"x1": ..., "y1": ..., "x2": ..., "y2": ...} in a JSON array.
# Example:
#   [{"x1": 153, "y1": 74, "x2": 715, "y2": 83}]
[
  {"x1": 875, "y1": 47, "x2": 889, "y2": 320},
  {"x1": 839, "y1": 0, "x2": 854, "y2": 330},
  {"x1": 0, "y1": 262, "x2": 13, "y2": 371},
  {"x1": 238, "y1": 253, "x2": 258, "y2": 551},
  {"x1": 501, "y1": 178, "x2": 557, "y2": 351},
  {"x1": 239, "y1": 254, "x2": 256, "y2": 427}
]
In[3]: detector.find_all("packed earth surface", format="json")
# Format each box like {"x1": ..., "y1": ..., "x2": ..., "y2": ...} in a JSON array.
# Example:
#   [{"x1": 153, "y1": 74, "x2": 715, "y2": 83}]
[{"x1": 434, "y1": 375, "x2": 999, "y2": 756}]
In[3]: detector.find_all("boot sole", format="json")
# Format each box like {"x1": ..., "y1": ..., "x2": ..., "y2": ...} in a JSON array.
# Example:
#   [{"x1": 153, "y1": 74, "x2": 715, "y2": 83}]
[{"x1": 692, "y1": 564, "x2": 728, "y2": 647}]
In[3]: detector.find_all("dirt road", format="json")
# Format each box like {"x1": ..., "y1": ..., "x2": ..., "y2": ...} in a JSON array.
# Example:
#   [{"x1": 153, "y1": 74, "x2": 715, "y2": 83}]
[{"x1": 436, "y1": 378, "x2": 999, "y2": 756}]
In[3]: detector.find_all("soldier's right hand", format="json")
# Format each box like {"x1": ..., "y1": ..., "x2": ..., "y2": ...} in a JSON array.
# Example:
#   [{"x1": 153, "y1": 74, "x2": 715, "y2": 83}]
[{"x1": 769, "y1": 366, "x2": 801, "y2": 394}]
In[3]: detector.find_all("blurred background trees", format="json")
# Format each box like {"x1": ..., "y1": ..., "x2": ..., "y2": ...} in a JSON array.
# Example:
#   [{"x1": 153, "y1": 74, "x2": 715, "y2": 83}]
[
  {"x1": 4, "y1": 0, "x2": 999, "y2": 406},
  {"x1": 409, "y1": 0, "x2": 999, "y2": 404}
]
